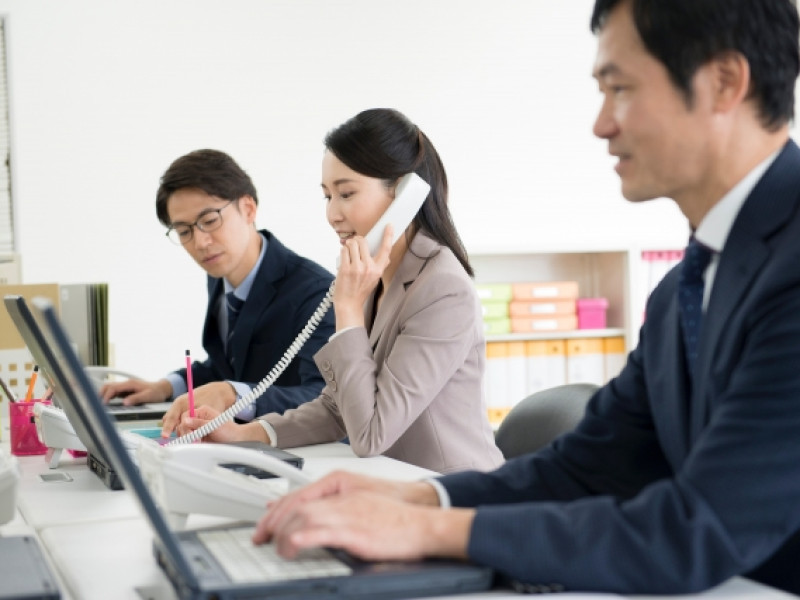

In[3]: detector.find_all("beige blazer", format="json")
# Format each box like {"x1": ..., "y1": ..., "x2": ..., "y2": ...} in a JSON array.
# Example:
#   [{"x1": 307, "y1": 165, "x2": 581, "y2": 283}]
[{"x1": 262, "y1": 232, "x2": 503, "y2": 473}]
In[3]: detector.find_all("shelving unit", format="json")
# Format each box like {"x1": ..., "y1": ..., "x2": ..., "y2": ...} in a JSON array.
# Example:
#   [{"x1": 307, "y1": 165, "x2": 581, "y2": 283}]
[
  {"x1": 470, "y1": 249, "x2": 633, "y2": 347},
  {"x1": 469, "y1": 247, "x2": 688, "y2": 427}
]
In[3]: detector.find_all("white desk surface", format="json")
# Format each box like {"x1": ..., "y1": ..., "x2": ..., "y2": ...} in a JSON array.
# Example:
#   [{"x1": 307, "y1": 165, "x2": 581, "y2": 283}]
[
  {"x1": 39, "y1": 516, "x2": 795, "y2": 600},
  {"x1": 6, "y1": 429, "x2": 798, "y2": 600}
]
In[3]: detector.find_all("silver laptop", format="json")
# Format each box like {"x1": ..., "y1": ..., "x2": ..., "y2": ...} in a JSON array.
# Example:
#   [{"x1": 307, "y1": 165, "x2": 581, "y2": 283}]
[
  {"x1": 24, "y1": 295, "x2": 495, "y2": 600},
  {"x1": 104, "y1": 398, "x2": 172, "y2": 422},
  {"x1": 0, "y1": 536, "x2": 61, "y2": 599}
]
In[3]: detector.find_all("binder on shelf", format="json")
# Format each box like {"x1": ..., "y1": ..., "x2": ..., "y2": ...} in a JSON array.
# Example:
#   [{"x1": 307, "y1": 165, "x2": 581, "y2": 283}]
[
  {"x1": 485, "y1": 341, "x2": 510, "y2": 426},
  {"x1": 603, "y1": 336, "x2": 627, "y2": 382},
  {"x1": 0, "y1": 282, "x2": 109, "y2": 400},
  {"x1": 566, "y1": 338, "x2": 606, "y2": 386},
  {"x1": 506, "y1": 341, "x2": 527, "y2": 411},
  {"x1": 641, "y1": 250, "x2": 683, "y2": 321},
  {"x1": 525, "y1": 339, "x2": 567, "y2": 395}
]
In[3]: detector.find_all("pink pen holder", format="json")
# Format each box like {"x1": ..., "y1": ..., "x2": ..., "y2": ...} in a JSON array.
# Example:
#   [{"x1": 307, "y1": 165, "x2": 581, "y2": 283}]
[{"x1": 10, "y1": 400, "x2": 51, "y2": 456}]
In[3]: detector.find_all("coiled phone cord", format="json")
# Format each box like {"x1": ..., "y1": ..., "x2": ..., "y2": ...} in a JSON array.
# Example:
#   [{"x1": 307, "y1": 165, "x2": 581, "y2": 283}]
[{"x1": 167, "y1": 281, "x2": 334, "y2": 446}]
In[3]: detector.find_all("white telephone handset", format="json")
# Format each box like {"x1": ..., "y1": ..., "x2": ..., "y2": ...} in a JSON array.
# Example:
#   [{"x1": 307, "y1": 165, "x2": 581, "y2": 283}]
[
  {"x1": 336, "y1": 171, "x2": 430, "y2": 267},
  {"x1": 364, "y1": 171, "x2": 431, "y2": 256},
  {"x1": 171, "y1": 171, "x2": 431, "y2": 446}
]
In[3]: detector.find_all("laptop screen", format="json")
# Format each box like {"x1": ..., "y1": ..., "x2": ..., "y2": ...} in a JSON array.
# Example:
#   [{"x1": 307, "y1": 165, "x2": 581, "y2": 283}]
[
  {"x1": 3, "y1": 295, "x2": 109, "y2": 468},
  {"x1": 17, "y1": 296, "x2": 200, "y2": 590}
]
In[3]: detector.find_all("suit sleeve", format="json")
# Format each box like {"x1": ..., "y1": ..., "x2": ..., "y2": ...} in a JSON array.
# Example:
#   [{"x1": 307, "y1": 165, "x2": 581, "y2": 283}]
[
  {"x1": 320, "y1": 269, "x2": 478, "y2": 457},
  {"x1": 437, "y1": 278, "x2": 800, "y2": 594},
  {"x1": 264, "y1": 266, "x2": 479, "y2": 453},
  {"x1": 250, "y1": 278, "x2": 334, "y2": 415},
  {"x1": 172, "y1": 357, "x2": 216, "y2": 392}
]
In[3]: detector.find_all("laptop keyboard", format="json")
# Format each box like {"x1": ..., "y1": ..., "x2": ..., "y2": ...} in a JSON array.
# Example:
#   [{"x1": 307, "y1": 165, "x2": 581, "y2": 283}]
[{"x1": 198, "y1": 527, "x2": 353, "y2": 583}]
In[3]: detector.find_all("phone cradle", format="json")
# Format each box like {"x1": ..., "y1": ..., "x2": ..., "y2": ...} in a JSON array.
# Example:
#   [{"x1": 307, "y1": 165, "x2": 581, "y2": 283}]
[
  {"x1": 136, "y1": 442, "x2": 312, "y2": 530},
  {"x1": 33, "y1": 403, "x2": 87, "y2": 469}
]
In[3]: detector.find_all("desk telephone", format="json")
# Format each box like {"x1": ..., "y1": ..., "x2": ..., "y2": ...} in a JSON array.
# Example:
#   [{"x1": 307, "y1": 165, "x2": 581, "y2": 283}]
[
  {"x1": 33, "y1": 403, "x2": 87, "y2": 469},
  {"x1": 170, "y1": 171, "x2": 431, "y2": 446}
]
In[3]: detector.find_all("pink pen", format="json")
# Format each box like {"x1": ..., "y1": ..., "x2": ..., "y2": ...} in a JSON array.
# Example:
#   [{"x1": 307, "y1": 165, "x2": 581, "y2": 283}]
[{"x1": 185, "y1": 349, "x2": 195, "y2": 417}]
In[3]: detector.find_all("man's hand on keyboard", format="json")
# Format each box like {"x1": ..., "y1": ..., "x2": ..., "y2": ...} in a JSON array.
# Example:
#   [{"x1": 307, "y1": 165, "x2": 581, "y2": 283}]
[{"x1": 251, "y1": 470, "x2": 470, "y2": 563}]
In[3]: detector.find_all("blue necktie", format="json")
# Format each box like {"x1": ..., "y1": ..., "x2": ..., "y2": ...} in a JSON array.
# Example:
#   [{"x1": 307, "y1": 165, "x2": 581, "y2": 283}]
[
  {"x1": 226, "y1": 292, "x2": 244, "y2": 359},
  {"x1": 678, "y1": 237, "x2": 713, "y2": 377}
]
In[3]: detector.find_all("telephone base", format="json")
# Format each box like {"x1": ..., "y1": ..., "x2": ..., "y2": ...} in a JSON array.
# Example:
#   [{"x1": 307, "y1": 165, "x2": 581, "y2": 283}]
[
  {"x1": 88, "y1": 453, "x2": 124, "y2": 491},
  {"x1": 45, "y1": 447, "x2": 63, "y2": 470},
  {"x1": 164, "y1": 511, "x2": 189, "y2": 531}
]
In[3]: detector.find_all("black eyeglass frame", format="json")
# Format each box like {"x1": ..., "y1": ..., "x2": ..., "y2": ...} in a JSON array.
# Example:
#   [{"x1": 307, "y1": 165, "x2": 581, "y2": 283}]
[{"x1": 165, "y1": 199, "x2": 238, "y2": 245}]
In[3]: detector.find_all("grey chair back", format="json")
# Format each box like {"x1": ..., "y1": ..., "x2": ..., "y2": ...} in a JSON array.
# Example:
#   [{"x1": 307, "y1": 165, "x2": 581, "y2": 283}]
[{"x1": 495, "y1": 383, "x2": 599, "y2": 459}]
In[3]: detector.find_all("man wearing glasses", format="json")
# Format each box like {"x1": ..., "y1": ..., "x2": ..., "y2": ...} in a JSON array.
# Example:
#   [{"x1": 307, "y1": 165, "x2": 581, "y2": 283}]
[{"x1": 100, "y1": 149, "x2": 335, "y2": 421}]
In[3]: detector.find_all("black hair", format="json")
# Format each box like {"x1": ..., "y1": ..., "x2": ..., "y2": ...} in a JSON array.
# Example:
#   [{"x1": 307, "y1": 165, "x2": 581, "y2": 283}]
[
  {"x1": 591, "y1": 0, "x2": 800, "y2": 131},
  {"x1": 155, "y1": 149, "x2": 258, "y2": 227},
  {"x1": 324, "y1": 108, "x2": 474, "y2": 276}
]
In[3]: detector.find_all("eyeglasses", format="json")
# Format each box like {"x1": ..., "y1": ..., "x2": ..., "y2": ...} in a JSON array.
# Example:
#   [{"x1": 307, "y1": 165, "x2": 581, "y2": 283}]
[{"x1": 165, "y1": 199, "x2": 237, "y2": 245}]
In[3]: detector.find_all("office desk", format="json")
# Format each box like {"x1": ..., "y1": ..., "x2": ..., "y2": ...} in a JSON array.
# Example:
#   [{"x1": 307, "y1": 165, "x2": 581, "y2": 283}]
[
  {"x1": 14, "y1": 441, "x2": 441, "y2": 600},
  {"x1": 7, "y1": 432, "x2": 799, "y2": 600},
  {"x1": 39, "y1": 518, "x2": 796, "y2": 600}
]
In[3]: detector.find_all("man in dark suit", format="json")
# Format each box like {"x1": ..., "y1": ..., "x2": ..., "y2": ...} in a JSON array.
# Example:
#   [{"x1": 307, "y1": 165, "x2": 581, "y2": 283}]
[
  {"x1": 100, "y1": 149, "x2": 334, "y2": 419},
  {"x1": 249, "y1": 0, "x2": 800, "y2": 595}
]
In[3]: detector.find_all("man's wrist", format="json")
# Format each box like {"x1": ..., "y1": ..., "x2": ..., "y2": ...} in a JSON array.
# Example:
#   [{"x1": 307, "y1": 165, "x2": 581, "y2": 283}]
[
  {"x1": 405, "y1": 480, "x2": 445, "y2": 507},
  {"x1": 424, "y1": 507, "x2": 474, "y2": 559},
  {"x1": 156, "y1": 379, "x2": 173, "y2": 401}
]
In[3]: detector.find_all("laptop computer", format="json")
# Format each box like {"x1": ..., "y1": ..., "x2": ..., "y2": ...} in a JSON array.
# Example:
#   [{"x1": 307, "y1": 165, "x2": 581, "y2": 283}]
[
  {"x1": 105, "y1": 398, "x2": 173, "y2": 422},
  {"x1": 4, "y1": 294, "x2": 305, "y2": 489},
  {"x1": 26, "y1": 295, "x2": 495, "y2": 600},
  {"x1": 0, "y1": 448, "x2": 61, "y2": 599},
  {"x1": 2, "y1": 294, "x2": 170, "y2": 422},
  {"x1": 0, "y1": 536, "x2": 61, "y2": 599},
  {"x1": 4, "y1": 294, "x2": 128, "y2": 490}
]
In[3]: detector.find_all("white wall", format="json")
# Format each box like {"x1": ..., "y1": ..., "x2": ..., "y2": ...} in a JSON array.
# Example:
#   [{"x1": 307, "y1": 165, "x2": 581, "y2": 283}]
[{"x1": 0, "y1": 0, "x2": 715, "y2": 377}]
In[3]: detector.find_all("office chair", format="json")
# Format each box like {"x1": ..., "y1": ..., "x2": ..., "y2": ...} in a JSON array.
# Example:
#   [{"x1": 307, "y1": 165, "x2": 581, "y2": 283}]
[{"x1": 494, "y1": 382, "x2": 599, "y2": 459}]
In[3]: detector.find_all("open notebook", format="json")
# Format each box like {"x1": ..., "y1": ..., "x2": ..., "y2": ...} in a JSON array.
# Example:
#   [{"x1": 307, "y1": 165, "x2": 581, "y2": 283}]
[{"x1": 23, "y1": 295, "x2": 494, "y2": 600}]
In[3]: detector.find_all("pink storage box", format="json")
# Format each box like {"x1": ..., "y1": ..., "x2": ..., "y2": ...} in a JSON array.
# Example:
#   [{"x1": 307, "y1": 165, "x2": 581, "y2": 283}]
[{"x1": 577, "y1": 298, "x2": 609, "y2": 329}]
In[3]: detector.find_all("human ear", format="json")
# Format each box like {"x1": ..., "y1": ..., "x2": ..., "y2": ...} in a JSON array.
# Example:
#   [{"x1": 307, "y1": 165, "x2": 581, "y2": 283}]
[
  {"x1": 239, "y1": 195, "x2": 258, "y2": 224},
  {"x1": 710, "y1": 51, "x2": 750, "y2": 114}
]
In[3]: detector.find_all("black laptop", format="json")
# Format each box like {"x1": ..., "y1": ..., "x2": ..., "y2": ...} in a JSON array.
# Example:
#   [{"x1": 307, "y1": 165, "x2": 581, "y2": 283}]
[
  {"x1": 0, "y1": 536, "x2": 61, "y2": 599},
  {"x1": 4, "y1": 294, "x2": 127, "y2": 490},
  {"x1": 23, "y1": 295, "x2": 495, "y2": 599},
  {"x1": 4, "y1": 294, "x2": 303, "y2": 488}
]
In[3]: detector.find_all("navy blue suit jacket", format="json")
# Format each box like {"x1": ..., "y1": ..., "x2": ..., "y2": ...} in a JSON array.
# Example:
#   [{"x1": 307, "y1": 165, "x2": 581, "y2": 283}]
[
  {"x1": 174, "y1": 230, "x2": 335, "y2": 416},
  {"x1": 439, "y1": 140, "x2": 800, "y2": 594}
]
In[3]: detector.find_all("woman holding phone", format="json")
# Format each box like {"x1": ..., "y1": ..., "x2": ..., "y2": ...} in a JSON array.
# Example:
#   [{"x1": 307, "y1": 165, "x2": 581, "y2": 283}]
[{"x1": 163, "y1": 108, "x2": 503, "y2": 474}]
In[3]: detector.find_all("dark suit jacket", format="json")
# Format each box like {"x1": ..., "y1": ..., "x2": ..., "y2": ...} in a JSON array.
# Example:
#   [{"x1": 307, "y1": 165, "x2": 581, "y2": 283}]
[
  {"x1": 438, "y1": 140, "x2": 800, "y2": 594},
  {"x1": 174, "y1": 230, "x2": 335, "y2": 416}
]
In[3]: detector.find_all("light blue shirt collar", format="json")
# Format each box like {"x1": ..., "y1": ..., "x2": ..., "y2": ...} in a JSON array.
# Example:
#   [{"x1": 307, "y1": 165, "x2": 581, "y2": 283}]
[{"x1": 223, "y1": 232, "x2": 268, "y2": 302}]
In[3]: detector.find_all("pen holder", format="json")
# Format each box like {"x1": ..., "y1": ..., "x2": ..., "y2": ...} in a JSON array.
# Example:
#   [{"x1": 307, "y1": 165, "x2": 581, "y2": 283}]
[{"x1": 10, "y1": 400, "x2": 51, "y2": 456}]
